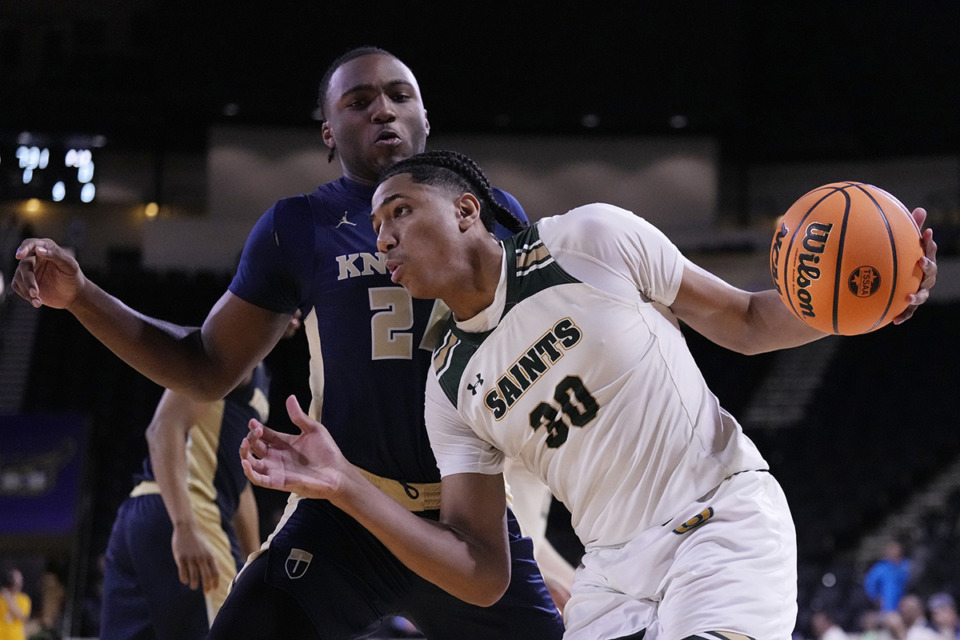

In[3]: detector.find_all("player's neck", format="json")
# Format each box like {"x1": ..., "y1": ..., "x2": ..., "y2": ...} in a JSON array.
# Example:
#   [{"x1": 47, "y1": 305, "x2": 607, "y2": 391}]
[{"x1": 446, "y1": 240, "x2": 503, "y2": 322}]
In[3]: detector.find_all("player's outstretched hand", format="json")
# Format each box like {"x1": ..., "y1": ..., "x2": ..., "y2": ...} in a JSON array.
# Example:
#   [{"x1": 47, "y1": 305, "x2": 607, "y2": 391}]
[
  {"x1": 894, "y1": 208, "x2": 938, "y2": 325},
  {"x1": 240, "y1": 395, "x2": 349, "y2": 499},
  {"x1": 13, "y1": 238, "x2": 86, "y2": 309}
]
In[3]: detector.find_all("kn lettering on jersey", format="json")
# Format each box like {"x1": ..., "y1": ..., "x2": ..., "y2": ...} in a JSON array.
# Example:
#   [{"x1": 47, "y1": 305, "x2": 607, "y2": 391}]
[{"x1": 335, "y1": 251, "x2": 389, "y2": 281}]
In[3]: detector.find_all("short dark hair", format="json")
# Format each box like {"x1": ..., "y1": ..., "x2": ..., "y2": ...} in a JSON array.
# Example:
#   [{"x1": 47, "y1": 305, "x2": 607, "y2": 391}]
[
  {"x1": 378, "y1": 150, "x2": 527, "y2": 234},
  {"x1": 316, "y1": 46, "x2": 397, "y2": 121},
  {"x1": 1, "y1": 568, "x2": 17, "y2": 589}
]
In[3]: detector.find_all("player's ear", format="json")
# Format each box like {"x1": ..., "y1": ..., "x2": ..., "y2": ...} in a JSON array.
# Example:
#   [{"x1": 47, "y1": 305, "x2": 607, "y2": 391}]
[
  {"x1": 321, "y1": 121, "x2": 336, "y2": 150},
  {"x1": 321, "y1": 122, "x2": 337, "y2": 162},
  {"x1": 457, "y1": 193, "x2": 481, "y2": 231}
]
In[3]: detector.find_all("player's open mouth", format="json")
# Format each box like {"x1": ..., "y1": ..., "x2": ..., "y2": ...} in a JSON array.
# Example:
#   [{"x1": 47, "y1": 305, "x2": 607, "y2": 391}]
[{"x1": 375, "y1": 130, "x2": 401, "y2": 145}]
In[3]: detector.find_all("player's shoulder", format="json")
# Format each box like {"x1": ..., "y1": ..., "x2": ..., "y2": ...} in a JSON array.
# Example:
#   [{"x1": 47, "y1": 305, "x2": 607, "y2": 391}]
[
  {"x1": 266, "y1": 192, "x2": 313, "y2": 226},
  {"x1": 272, "y1": 179, "x2": 359, "y2": 217},
  {"x1": 272, "y1": 184, "x2": 330, "y2": 216},
  {"x1": 538, "y1": 202, "x2": 641, "y2": 244},
  {"x1": 562, "y1": 202, "x2": 638, "y2": 224}
]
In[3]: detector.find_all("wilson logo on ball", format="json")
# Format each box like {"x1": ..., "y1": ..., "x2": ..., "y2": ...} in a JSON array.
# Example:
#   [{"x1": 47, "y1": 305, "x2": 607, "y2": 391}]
[
  {"x1": 769, "y1": 182, "x2": 923, "y2": 335},
  {"x1": 794, "y1": 221, "x2": 834, "y2": 319}
]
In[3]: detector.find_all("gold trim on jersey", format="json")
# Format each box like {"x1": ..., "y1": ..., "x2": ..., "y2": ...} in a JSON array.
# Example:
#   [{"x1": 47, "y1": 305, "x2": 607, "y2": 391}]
[
  {"x1": 303, "y1": 308, "x2": 326, "y2": 421},
  {"x1": 515, "y1": 240, "x2": 552, "y2": 276},
  {"x1": 128, "y1": 480, "x2": 161, "y2": 497},
  {"x1": 354, "y1": 466, "x2": 441, "y2": 511},
  {"x1": 433, "y1": 330, "x2": 460, "y2": 377}
]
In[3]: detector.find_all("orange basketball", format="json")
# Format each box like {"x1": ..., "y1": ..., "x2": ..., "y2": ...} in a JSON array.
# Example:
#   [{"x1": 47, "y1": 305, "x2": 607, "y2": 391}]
[{"x1": 769, "y1": 182, "x2": 923, "y2": 335}]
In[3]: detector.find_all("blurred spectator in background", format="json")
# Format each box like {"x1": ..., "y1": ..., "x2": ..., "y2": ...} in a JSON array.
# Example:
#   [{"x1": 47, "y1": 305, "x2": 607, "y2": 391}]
[
  {"x1": 37, "y1": 561, "x2": 66, "y2": 637},
  {"x1": 859, "y1": 608, "x2": 895, "y2": 640},
  {"x1": 0, "y1": 568, "x2": 31, "y2": 640},
  {"x1": 897, "y1": 594, "x2": 939, "y2": 640},
  {"x1": 866, "y1": 539, "x2": 913, "y2": 614},
  {"x1": 928, "y1": 593, "x2": 960, "y2": 640},
  {"x1": 812, "y1": 609, "x2": 851, "y2": 640}
]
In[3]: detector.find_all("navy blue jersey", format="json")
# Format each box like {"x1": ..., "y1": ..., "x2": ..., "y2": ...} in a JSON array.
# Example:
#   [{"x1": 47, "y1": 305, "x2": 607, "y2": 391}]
[
  {"x1": 229, "y1": 177, "x2": 526, "y2": 484},
  {"x1": 212, "y1": 178, "x2": 562, "y2": 640}
]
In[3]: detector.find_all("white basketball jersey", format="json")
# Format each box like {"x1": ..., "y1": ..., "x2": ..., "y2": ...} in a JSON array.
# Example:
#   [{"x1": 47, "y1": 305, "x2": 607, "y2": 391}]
[{"x1": 425, "y1": 203, "x2": 768, "y2": 549}]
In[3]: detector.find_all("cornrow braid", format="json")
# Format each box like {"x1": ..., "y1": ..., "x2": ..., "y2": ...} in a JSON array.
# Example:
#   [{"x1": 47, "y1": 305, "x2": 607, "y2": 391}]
[{"x1": 378, "y1": 150, "x2": 528, "y2": 234}]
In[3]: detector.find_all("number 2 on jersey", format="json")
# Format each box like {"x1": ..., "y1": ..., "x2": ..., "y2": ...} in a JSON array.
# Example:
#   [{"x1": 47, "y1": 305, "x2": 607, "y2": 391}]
[{"x1": 369, "y1": 287, "x2": 414, "y2": 359}]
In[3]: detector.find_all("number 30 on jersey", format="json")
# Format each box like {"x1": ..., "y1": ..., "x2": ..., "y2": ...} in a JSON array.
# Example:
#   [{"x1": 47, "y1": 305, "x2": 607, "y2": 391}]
[{"x1": 529, "y1": 376, "x2": 599, "y2": 447}]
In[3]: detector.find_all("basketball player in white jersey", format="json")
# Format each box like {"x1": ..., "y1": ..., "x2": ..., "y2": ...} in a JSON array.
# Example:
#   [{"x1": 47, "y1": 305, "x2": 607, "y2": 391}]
[{"x1": 239, "y1": 150, "x2": 938, "y2": 640}]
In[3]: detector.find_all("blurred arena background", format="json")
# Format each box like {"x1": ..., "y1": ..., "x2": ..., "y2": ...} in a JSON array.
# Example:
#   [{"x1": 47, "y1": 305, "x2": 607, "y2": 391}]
[{"x1": 1, "y1": 2, "x2": 959, "y2": 638}]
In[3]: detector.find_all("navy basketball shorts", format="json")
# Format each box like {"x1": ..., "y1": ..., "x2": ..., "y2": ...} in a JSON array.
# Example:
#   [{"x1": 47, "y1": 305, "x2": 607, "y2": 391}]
[
  {"x1": 209, "y1": 498, "x2": 564, "y2": 639},
  {"x1": 101, "y1": 494, "x2": 239, "y2": 640}
]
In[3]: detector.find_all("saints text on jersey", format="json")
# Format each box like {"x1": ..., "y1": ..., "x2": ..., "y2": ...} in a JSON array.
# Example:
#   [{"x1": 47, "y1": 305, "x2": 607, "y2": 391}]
[{"x1": 482, "y1": 317, "x2": 583, "y2": 420}]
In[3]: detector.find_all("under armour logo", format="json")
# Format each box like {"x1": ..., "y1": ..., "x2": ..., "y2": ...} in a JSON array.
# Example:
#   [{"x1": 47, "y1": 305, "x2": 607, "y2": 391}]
[
  {"x1": 467, "y1": 373, "x2": 484, "y2": 395},
  {"x1": 336, "y1": 212, "x2": 356, "y2": 228},
  {"x1": 285, "y1": 548, "x2": 314, "y2": 579}
]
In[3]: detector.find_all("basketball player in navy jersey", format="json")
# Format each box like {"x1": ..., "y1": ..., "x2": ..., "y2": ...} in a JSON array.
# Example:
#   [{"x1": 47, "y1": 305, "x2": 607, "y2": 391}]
[
  {"x1": 13, "y1": 48, "x2": 564, "y2": 639},
  {"x1": 100, "y1": 363, "x2": 271, "y2": 640},
  {"x1": 100, "y1": 313, "x2": 301, "y2": 640}
]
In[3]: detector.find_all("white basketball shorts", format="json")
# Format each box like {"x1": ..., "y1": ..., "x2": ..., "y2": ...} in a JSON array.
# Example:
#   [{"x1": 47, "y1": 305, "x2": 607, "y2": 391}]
[{"x1": 563, "y1": 470, "x2": 798, "y2": 640}]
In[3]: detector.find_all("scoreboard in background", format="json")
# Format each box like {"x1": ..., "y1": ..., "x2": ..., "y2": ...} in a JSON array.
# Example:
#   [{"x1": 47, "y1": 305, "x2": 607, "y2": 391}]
[{"x1": 1, "y1": 133, "x2": 101, "y2": 203}]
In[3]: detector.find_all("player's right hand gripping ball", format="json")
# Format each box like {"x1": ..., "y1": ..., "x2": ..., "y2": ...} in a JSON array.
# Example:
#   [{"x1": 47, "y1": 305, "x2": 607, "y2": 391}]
[{"x1": 769, "y1": 182, "x2": 923, "y2": 335}]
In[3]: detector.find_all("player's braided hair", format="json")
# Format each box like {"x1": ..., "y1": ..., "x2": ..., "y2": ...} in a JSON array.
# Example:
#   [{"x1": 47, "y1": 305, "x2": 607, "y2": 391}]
[{"x1": 378, "y1": 150, "x2": 527, "y2": 234}]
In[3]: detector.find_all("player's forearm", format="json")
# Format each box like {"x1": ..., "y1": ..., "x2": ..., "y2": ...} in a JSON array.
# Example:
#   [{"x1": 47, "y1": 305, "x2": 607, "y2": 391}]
[
  {"x1": 67, "y1": 283, "x2": 224, "y2": 398},
  {"x1": 147, "y1": 418, "x2": 196, "y2": 530},
  {"x1": 740, "y1": 290, "x2": 827, "y2": 354},
  {"x1": 334, "y1": 477, "x2": 510, "y2": 607},
  {"x1": 674, "y1": 263, "x2": 825, "y2": 355}
]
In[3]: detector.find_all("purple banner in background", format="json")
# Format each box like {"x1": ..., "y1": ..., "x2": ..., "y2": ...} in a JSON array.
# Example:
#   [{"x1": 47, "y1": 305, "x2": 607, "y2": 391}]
[{"x1": 0, "y1": 414, "x2": 87, "y2": 536}]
